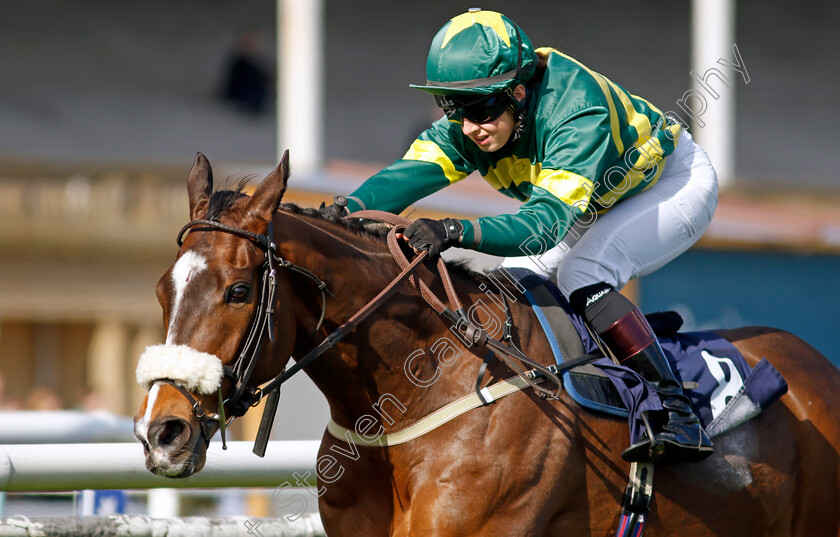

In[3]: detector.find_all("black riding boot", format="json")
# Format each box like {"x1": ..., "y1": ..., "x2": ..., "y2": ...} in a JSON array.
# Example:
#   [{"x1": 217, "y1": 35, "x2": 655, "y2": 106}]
[
  {"x1": 570, "y1": 283, "x2": 713, "y2": 463},
  {"x1": 618, "y1": 338, "x2": 714, "y2": 463}
]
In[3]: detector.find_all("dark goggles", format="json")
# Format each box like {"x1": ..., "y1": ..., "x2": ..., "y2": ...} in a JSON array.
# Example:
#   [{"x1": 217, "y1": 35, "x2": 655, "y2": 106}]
[{"x1": 434, "y1": 93, "x2": 513, "y2": 124}]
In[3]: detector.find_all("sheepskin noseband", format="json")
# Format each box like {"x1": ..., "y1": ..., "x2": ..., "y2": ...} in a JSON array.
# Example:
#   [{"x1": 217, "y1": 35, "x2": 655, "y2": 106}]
[{"x1": 136, "y1": 344, "x2": 224, "y2": 395}]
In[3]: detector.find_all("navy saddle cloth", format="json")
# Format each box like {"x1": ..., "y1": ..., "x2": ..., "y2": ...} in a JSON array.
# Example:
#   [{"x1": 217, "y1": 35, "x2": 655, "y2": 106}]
[{"x1": 506, "y1": 268, "x2": 789, "y2": 443}]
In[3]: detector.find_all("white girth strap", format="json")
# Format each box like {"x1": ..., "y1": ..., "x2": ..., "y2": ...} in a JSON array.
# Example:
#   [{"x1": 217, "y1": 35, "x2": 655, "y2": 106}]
[
  {"x1": 326, "y1": 373, "x2": 536, "y2": 447},
  {"x1": 136, "y1": 344, "x2": 224, "y2": 395}
]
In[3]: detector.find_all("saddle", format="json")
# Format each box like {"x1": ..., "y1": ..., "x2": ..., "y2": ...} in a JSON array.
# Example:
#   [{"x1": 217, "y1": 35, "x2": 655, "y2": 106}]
[{"x1": 504, "y1": 268, "x2": 789, "y2": 439}]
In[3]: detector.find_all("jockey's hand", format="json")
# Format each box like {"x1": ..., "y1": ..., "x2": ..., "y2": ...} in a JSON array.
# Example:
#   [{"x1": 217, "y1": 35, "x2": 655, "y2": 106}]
[
  {"x1": 399, "y1": 218, "x2": 464, "y2": 259},
  {"x1": 317, "y1": 196, "x2": 349, "y2": 220}
]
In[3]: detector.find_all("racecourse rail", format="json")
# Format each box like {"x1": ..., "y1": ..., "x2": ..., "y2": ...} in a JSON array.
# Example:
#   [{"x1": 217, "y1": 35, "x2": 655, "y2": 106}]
[
  {"x1": 0, "y1": 411, "x2": 325, "y2": 535},
  {"x1": 0, "y1": 411, "x2": 136, "y2": 444},
  {"x1": 0, "y1": 440, "x2": 319, "y2": 492},
  {"x1": 0, "y1": 514, "x2": 325, "y2": 536}
]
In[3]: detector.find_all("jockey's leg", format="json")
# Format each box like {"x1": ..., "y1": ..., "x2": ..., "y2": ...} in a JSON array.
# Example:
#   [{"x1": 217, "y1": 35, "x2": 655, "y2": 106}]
[
  {"x1": 570, "y1": 283, "x2": 713, "y2": 463},
  {"x1": 545, "y1": 130, "x2": 717, "y2": 462}
]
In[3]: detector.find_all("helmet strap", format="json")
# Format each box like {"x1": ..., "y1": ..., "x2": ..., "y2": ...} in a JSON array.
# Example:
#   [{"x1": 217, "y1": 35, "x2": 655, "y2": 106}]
[
  {"x1": 505, "y1": 86, "x2": 528, "y2": 143},
  {"x1": 510, "y1": 114, "x2": 527, "y2": 143}
]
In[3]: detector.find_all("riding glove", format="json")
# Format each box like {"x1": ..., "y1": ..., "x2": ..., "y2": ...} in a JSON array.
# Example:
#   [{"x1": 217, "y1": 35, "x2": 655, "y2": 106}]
[
  {"x1": 402, "y1": 218, "x2": 464, "y2": 258},
  {"x1": 318, "y1": 196, "x2": 350, "y2": 219}
]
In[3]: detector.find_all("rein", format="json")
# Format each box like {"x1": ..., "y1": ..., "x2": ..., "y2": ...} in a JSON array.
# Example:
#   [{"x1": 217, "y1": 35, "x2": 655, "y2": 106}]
[
  {"x1": 350, "y1": 210, "x2": 565, "y2": 401},
  {"x1": 162, "y1": 210, "x2": 578, "y2": 456},
  {"x1": 166, "y1": 215, "x2": 431, "y2": 455},
  {"x1": 160, "y1": 217, "x2": 331, "y2": 451}
]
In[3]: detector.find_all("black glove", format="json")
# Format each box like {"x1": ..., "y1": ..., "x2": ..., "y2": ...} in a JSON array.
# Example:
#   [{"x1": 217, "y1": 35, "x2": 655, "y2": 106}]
[
  {"x1": 318, "y1": 195, "x2": 349, "y2": 219},
  {"x1": 402, "y1": 218, "x2": 464, "y2": 258}
]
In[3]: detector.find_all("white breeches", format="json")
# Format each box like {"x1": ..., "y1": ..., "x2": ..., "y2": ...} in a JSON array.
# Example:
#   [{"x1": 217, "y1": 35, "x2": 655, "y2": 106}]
[{"x1": 502, "y1": 130, "x2": 719, "y2": 299}]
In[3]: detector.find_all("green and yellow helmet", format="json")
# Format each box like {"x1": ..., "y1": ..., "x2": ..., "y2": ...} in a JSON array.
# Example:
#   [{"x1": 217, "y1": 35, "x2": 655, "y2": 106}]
[{"x1": 410, "y1": 8, "x2": 538, "y2": 96}]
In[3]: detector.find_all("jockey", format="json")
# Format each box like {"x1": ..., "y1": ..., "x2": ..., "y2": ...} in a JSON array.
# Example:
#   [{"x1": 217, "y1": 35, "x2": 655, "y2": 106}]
[{"x1": 323, "y1": 9, "x2": 717, "y2": 463}]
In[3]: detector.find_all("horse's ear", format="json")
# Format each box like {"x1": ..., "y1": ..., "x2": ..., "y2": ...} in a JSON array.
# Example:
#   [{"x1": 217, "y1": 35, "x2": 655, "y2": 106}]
[
  {"x1": 187, "y1": 152, "x2": 213, "y2": 220},
  {"x1": 248, "y1": 149, "x2": 289, "y2": 218}
]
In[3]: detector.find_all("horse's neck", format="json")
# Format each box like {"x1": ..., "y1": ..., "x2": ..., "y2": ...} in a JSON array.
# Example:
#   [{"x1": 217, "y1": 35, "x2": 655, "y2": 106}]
[
  {"x1": 313, "y1": 304, "x2": 475, "y2": 432},
  {"x1": 279, "y1": 214, "x2": 486, "y2": 430},
  {"x1": 277, "y1": 212, "x2": 399, "y2": 324}
]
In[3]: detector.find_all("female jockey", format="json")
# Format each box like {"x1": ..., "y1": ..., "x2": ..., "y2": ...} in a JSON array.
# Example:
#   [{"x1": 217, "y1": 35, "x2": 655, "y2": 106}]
[{"x1": 323, "y1": 9, "x2": 718, "y2": 463}]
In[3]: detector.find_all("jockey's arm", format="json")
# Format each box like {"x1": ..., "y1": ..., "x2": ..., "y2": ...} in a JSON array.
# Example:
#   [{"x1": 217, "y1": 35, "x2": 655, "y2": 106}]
[
  {"x1": 343, "y1": 158, "x2": 454, "y2": 215},
  {"x1": 459, "y1": 184, "x2": 587, "y2": 257},
  {"x1": 343, "y1": 118, "x2": 475, "y2": 214}
]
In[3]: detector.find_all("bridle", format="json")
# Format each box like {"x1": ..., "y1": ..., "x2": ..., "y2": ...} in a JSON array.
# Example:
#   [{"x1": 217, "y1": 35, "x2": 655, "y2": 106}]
[
  {"x1": 161, "y1": 217, "x2": 329, "y2": 453},
  {"x1": 162, "y1": 214, "x2": 431, "y2": 456},
  {"x1": 160, "y1": 210, "x2": 573, "y2": 457}
]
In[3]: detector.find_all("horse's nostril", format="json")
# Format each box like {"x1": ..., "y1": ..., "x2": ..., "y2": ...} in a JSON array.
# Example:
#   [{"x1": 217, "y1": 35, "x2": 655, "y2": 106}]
[
  {"x1": 159, "y1": 419, "x2": 185, "y2": 446},
  {"x1": 150, "y1": 418, "x2": 190, "y2": 450}
]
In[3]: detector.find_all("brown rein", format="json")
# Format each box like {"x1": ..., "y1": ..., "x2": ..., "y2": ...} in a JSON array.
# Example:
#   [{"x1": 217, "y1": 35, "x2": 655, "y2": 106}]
[
  {"x1": 170, "y1": 209, "x2": 569, "y2": 456},
  {"x1": 350, "y1": 210, "x2": 564, "y2": 401},
  {"x1": 172, "y1": 214, "x2": 434, "y2": 455}
]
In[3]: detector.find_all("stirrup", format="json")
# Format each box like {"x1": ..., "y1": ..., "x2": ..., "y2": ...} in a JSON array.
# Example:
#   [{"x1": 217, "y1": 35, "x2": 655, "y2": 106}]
[
  {"x1": 622, "y1": 412, "x2": 662, "y2": 462},
  {"x1": 622, "y1": 411, "x2": 713, "y2": 463}
]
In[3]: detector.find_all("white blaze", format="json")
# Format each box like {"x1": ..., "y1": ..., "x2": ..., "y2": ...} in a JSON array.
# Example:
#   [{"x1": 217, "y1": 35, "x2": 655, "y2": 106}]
[
  {"x1": 135, "y1": 382, "x2": 161, "y2": 443},
  {"x1": 166, "y1": 251, "x2": 207, "y2": 344}
]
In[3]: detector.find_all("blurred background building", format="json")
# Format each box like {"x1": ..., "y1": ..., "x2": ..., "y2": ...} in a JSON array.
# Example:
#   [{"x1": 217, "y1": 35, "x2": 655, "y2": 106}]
[{"x1": 0, "y1": 0, "x2": 838, "y2": 441}]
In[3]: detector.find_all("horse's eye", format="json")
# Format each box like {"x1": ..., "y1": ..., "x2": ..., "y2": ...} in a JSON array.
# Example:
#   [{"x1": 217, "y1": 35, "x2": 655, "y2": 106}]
[{"x1": 227, "y1": 283, "x2": 250, "y2": 303}]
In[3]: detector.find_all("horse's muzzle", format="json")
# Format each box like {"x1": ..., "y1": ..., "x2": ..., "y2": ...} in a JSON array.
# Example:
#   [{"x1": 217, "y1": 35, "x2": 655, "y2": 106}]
[{"x1": 142, "y1": 415, "x2": 208, "y2": 478}]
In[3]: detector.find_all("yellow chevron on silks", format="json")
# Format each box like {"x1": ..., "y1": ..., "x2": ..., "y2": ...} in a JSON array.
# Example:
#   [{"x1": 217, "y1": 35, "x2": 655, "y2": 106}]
[
  {"x1": 597, "y1": 73, "x2": 655, "y2": 157},
  {"x1": 482, "y1": 156, "x2": 539, "y2": 191},
  {"x1": 442, "y1": 11, "x2": 510, "y2": 48},
  {"x1": 598, "y1": 122, "x2": 680, "y2": 207},
  {"x1": 539, "y1": 47, "x2": 624, "y2": 155},
  {"x1": 402, "y1": 139, "x2": 468, "y2": 184},
  {"x1": 533, "y1": 169, "x2": 594, "y2": 208},
  {"x1": 481, "y1": 158, "x2": 593, "y2": 209}
]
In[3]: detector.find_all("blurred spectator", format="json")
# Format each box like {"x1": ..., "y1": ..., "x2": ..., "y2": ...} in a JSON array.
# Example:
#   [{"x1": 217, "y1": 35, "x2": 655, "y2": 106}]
[
  {"x1": 0, "y1": 372, "x2": 22, "y2": 410},
  {"x1": 78, "y1": 388, "x2": 108, "y2": 412},
  {"x1": 220, "y1": 29, "x2": 272, "y2": 116},
  {"x1": 24, "y1": 386, "x2": 63, "y2": 410}
]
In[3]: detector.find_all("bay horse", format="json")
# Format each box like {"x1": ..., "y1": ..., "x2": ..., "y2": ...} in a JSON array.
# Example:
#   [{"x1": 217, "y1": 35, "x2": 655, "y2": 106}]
[{"x1": 134, "y1": 152, "x2": 840, "y2": 536}]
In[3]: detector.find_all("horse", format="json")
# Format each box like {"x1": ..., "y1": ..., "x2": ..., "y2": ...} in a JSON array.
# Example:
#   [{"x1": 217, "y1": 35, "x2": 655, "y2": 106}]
[{"x1": 133, "y1": 152, "x2": 840, "y2": 536}]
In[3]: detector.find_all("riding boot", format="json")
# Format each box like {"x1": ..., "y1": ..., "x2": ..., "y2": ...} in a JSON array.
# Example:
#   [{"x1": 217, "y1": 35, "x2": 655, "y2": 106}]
[
  {"x1": 569, "y1": 283, "x2": 713, "y2": 464},
  {"x1": 616, "y1": 336, "x2": 714, "y2": 463}
]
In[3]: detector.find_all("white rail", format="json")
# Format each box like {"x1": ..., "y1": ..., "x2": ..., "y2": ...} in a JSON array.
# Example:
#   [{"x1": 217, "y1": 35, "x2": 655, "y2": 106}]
[
  {"x1": 0, "y1": 514, "x2": 325, "y2": 536},
  {"x1": 0, "y1": 411, "x2": 135, "y2": 444},
  {"x1": 0, "y1": 441, "x2": 319, "y2": 492}
]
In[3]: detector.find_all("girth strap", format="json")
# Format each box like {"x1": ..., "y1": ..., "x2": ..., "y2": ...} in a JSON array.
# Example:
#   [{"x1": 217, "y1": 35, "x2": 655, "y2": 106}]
[
  {"x1": 327, "y1": 367, "x2": 554, "y2": 447},
  {"x1": 326, "y1": 353, "x2": 598, "y2": 447}
]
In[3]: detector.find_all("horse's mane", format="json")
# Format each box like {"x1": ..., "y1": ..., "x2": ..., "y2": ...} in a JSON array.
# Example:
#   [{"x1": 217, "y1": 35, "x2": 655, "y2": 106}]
[
  {"x1": 206, "y1": 183, "x2": 491, "y2": 284},
  {"x1": 277, "y1": 202, "x2": 391, "y2": 239},
  {"x1": 276, "y1": 202, "x2": 492, "y2": 283}
]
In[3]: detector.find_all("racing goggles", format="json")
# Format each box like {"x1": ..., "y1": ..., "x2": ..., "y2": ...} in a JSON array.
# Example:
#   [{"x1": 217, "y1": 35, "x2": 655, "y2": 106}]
[{"x1": 435, "y1": 93, "x2": 513, "y2": 124}]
